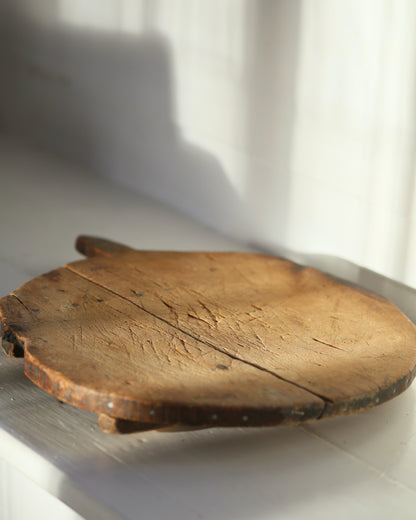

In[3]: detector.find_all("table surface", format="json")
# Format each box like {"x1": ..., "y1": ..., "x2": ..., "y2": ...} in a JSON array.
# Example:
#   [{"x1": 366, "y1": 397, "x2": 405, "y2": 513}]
[{"x1": 2, "y1": 135, "x2": 416, "y2": 520}]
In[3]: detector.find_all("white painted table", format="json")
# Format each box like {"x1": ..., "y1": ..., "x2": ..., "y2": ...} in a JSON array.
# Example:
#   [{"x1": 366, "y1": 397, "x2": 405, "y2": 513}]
[{"x1": 1, "y1": 136, "x2": 416, "y2": 520}]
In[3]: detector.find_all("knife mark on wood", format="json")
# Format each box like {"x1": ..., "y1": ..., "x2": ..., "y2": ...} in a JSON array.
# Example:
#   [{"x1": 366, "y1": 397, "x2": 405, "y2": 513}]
[
  {"x1": 312, "y1": 337, "x2": 346, "y2": 352},
  {"x1": 65, "y1": 265, "x2": 333, "y2": 404}
]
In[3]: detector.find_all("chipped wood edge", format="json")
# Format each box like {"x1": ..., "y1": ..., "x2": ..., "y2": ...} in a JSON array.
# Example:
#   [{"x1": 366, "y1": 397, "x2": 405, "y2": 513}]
[{"x1": 0, "y1": 296, "x2": 26, "y2": 358}]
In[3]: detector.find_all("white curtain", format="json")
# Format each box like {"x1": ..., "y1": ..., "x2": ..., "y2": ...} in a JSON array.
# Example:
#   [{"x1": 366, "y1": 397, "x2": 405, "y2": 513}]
[
  {"x1": 288, "y1": 0, "x2": 416, "y2": 288},
  {"x1": 3, "y1": 0, "x2": 416, "y2": 286}
]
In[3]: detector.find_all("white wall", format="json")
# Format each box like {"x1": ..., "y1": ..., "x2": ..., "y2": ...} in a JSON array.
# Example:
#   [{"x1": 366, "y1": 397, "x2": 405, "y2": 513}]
[{"x1": 1, "y1": 0, "x2": 415, "y2": 287}]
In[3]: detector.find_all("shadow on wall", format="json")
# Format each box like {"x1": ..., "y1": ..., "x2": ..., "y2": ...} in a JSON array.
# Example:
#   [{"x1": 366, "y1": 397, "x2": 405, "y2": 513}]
[
  {"x1": 0, "y1": 3, "x2": 247, "y2": 235},
  {"x1": 0, "y1": 1, "x2": 303, "y2": 243}
]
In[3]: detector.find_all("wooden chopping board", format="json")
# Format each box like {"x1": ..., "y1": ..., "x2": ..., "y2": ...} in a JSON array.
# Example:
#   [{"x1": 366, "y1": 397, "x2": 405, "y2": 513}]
[{"x1": 1, "y1": 236, "x2": 416, "y2": 434}]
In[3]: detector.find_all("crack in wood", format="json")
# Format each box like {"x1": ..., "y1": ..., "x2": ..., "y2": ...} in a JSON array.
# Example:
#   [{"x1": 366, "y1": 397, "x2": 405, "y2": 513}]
[
  {"x1": 65, "y1": 265, "x2": 331, "y2": 405},
  {"x1": 13, "y1": 295, "x2": 39, "y2": 320}
]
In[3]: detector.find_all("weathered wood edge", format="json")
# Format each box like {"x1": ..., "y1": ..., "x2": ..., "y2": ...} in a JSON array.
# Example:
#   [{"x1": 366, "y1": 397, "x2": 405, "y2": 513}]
[
  {"x1": 22, "y1": 342, "x2": 324, "y2": 428},
  {"x1": 321, "y1": 367, "x2": 416, "y2": 419}
]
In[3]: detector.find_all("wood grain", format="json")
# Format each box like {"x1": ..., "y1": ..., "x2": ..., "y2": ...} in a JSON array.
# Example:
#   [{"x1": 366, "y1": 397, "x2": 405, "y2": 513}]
[
  {"x1": 68, "y1": 246, "x2": 416, "y2": 417},
  {"x1": 1, "y1": 236, "x2": 416, "y2": 431},
  {"x1": 0, "y1": 267, "x2": 324, "y2": 427}
]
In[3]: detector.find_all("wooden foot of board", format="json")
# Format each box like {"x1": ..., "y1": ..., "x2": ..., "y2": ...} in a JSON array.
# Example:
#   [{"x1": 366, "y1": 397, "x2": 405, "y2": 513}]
[
  {"x1": 98, "y1": 414, "x2": 161, "y2": 434},
  {"x1": 97, "y1": 415, "x2": 208, "y2": 434}
]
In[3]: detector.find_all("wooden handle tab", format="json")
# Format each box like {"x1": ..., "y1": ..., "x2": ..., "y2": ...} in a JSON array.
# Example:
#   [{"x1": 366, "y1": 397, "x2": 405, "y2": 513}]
[{"x1": 75, "y1": 236, "x2": 134, "y2": 258}]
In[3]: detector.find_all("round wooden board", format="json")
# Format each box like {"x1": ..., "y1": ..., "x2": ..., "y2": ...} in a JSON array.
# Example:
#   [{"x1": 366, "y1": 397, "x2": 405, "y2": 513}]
[{"x1": 1, "y1": 236, "x2": 416, "y2": 434}]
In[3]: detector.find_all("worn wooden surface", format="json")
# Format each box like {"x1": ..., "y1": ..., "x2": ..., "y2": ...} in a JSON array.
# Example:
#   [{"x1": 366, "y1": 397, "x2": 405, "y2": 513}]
[{"x1": 1, "y1": 236, "x2": 416, "y2": 432}]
